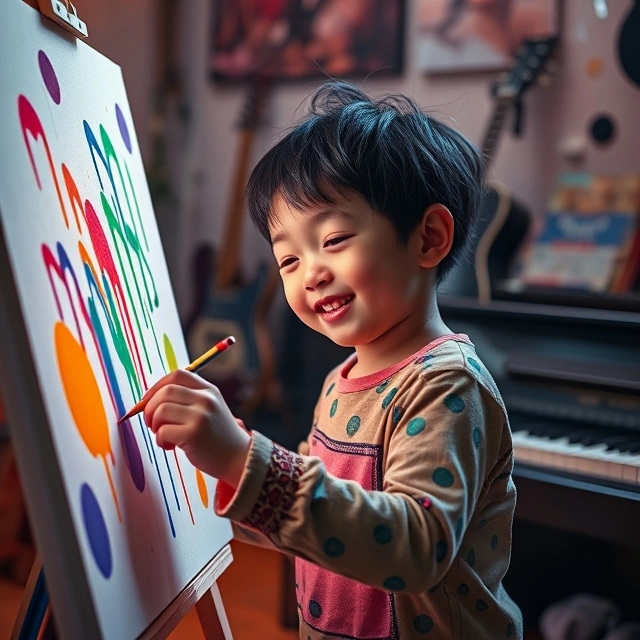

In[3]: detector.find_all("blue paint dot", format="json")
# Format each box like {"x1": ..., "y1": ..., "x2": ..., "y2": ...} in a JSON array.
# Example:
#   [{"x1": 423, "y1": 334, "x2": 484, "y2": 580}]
[
  {"x1": 376, "y1": 380, "x2": 389, "y2": 393},
  {"x1": 406, "y1": 417, "x2": 426, "y2": 436},
  {"x1": 382, "y1": 388, "x2": 398, "y2": 409},
  {"x1": 116, "y1": 104, "x2": 132, "y2": 153},
  {"x1": 457, "y1": 583, "x2": 470, "y2": 595},
  {"x1": 373, "y1": 524, "x2": 393, "y2": 544},
  {"x1": 473, "y1": 427, "x2": 482, "y2": 448},
  {"x1": 413, "y1": 615, "x2": 434, "y2": 633},
  {"x1": 312, "y1": 478, "x2": 328, "y2": 501},
  {"x1": 323, "y1": 537, "x2": 345, "y2": 557},
  {"x1": 346, "y1": 415, "x2": 360, "y2": 437},
  {"x1": 444, "y1": 393, "x2": 465, "y2": 413},
  {"x1": 309, "y1": 600, "x2": 322, "y2": 618},
  {"x1": 326, "y1": 382, "x2": 335, "y2": 396},
  {"x1": 468, "y1": 548, "x2": 475, "y2": 567},
  {"x1": 81, "y1": 483, "x2": 112, "y2": 578},
  {"x1": 468, "y1": 357, "x2": 482, "y2": 372},
  {"x1": 507, "y1": 621, "x2": 515, "y2": 637},
  {"x1": 383, "y1": 576, "x2": 405, "y2": 591},
  {"x1": 392, "y1": 407, "x2": 404, "y2": 423},
  {"x1": 433, "y1": 467, "x2": 454, "y2": 487},
  {"x1": 436, "y1": 540, "x2": 447, "y2": 562},
  {"x1": 416, "y1": 354, "x2": 434, "y2": 365},
  {"x1": 491, "y1": 534, "x2": 498, "y2": 550},
  {"x1": 476, "y1": 599, "x2": 489, "y2": 612},
  {"x1": 330, "y1": 399, "x2": 338, "y2": 417}
]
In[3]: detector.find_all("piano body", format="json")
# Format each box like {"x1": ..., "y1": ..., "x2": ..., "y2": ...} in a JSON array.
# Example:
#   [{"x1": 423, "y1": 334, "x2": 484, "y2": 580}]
[{"x1": 440, "y1": 295, "x2": 640, "y2": 625}]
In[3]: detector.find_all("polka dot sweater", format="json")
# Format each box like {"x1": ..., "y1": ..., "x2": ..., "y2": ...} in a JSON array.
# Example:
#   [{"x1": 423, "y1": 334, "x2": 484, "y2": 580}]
[{"x1": 216, "y1": 334, "x2": 523, "y2": 639}]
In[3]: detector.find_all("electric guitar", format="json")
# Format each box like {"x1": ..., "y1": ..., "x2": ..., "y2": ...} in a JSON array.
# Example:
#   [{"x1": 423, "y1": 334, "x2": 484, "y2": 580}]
[
  {"x1": 183, "y1": 79, "x2": 280, "y2": 415},
  {"x1": 440, "y1": 36, "x2": 559, "y2": 302}
]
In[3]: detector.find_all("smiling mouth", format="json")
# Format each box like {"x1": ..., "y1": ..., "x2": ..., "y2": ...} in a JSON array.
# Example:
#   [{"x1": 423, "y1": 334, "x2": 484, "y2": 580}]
[{"x1": 315, "y1": 294, "x2": 355, "y2": 315}]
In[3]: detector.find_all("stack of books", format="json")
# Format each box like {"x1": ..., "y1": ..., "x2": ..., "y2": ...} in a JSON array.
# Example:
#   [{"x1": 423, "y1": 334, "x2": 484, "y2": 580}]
[{"x1": 501, "y1": 172, "x2": 640, "y2": 296}]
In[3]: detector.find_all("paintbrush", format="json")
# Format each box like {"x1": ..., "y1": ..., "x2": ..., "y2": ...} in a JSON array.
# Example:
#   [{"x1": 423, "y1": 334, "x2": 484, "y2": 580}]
[{"x1": 117, "y1": 335, "x2": 236, "y2": 423}]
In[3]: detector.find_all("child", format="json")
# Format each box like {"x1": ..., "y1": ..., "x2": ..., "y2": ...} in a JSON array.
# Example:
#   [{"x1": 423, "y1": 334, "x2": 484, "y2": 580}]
[{"x1": 143, "y1": 81, "x2": 523, "y2": 639}]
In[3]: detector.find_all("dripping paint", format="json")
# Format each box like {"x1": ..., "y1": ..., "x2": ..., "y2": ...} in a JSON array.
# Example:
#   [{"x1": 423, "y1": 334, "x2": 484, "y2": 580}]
[{"x1": 0, "y1": 3, "x2": 232, "y2": 639}]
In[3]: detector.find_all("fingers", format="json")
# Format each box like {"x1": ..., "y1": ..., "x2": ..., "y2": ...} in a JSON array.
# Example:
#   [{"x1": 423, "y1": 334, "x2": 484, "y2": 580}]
[{"x1": 141, "y1": 369, "x2": 216, "y2": 408}]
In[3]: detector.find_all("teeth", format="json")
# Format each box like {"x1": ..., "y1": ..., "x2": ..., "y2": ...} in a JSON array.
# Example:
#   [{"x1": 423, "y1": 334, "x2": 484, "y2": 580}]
[{"x1": 320, "y1": 296, "x2": 351, "y2": 312}]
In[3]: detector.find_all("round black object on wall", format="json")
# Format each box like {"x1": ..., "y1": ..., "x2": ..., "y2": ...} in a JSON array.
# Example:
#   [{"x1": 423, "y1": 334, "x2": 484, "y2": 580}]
[{"x1": 589, "y1": 114, "x2": 616, "y2": 145}]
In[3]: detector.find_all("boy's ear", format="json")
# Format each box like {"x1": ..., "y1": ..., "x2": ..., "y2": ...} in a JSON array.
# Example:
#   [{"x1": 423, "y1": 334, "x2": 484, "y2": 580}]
[{"x1": 416, "y1": 204, "x2": 454, "y2": 269}]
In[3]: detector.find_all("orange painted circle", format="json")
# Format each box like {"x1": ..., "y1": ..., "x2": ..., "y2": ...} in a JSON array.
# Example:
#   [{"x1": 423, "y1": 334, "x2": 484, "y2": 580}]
[{"x1": 54, "y1": 321, "x2": 111, "y2": 459}]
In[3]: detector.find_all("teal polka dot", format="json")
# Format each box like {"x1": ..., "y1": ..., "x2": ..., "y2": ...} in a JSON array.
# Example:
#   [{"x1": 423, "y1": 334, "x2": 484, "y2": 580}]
[
  {"x1": 413, "y1": 615, "x2": 433, "y2": 633},
  {"x1": 406, "y1": 417, "x2": 426, "y2": 436},
  {"x1": 323, "y1": 537, "x2": 345, "y2": 557},
  {"x1": 491, "y1": 534, "x2": 498, "y2": 550},
  {"x1": 309, "y1": 600, "x2": 322, "y2": 617},
  {"x1": 472, "y1": 427, "x2": 482, "y2": 448},
  {"x1": 444, "y1": 393, "x2": 465, "y2": 413},
  {"x1": 468, "y1": 548, "x2": 475, "y2": 567},
  {"x1": 475, "y1": 599, "x2": 489, "y2": 612},
  {"x1": 477, "y1": 518, "x2": 488, "y2": 529},
  {"x1": 346, "y1": 415, "x2": 360, "y2": 437},
  {"x1": 329, "y1": 399, "x2": 338, "y2": 417},
  {"x1": 392, "y1": 407, "x2": 404, "y2": 423},
  {"x1": 433, "y1": 467, "x2": 454, "y2": 487},
  {"x1": 457, "y1": 583, "x2": 469, "y2": 595},
  {"x1": 383, "y1": 576, "x2": 405, "y2": 591},
  {"x1": 435, "y1": 540, "x2": 447, "y2": 562},
  {"x1": 507, "y1": 621, "x2": 515, "y2": 637},
  {"x1": 382, "y1": 388, "x2": 398, "y2": 409},
  {"x1": 376, "y1": 380, "x2": 389, "y2": 393},
  {"x1": 373, "y1": 524, "x2": 393, "y2": 544},
  {"x1": 455, "y1": 518, "x2": 463, "y2": 539},
  {"x1": 325, "y1": 382, "x2": 335, "y2": 396},
  {"x1": 468, "y1": 357, "x2": 481, "y2": 372}
]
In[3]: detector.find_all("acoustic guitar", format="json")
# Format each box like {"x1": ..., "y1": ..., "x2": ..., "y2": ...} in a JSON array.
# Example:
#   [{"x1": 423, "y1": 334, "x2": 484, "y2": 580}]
[
  {"x1": 183, "y1": 80, "x2": 281, "y2": 416},
  {"x1": 440, "y1": 36, "x2": 559, "y2": 302}
]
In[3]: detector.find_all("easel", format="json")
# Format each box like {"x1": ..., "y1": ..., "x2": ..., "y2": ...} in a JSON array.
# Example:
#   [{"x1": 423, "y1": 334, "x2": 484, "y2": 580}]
[{"x1": 2, "y1": 1, "x2": 235, "y2": 638}]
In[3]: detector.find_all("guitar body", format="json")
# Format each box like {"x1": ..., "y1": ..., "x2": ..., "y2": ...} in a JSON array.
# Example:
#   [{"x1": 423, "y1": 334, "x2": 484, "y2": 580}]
[
  {"x1": 439, "y1": 181, "x2": 531, "y2": 300},
  {"x1": 618, "y1": 0, "x2": 640, "y2": 88}
]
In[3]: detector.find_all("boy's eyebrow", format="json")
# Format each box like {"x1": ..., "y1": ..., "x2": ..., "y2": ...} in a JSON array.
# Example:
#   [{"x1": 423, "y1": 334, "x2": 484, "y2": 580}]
[{"x1": 271, "y1": 209, "x2": 354, "y2": 245}]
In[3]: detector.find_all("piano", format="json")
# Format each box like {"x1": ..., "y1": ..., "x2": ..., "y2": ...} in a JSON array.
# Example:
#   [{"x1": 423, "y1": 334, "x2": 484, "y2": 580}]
[{"x1": 439, "y1": 294, "x2": 640, "y2": 624}]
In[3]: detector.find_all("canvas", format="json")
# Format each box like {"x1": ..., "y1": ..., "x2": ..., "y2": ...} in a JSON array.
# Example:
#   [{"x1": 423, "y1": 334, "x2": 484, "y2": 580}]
[{"x1": 0, "y1": 1, "x2": 232, "y2": 638}]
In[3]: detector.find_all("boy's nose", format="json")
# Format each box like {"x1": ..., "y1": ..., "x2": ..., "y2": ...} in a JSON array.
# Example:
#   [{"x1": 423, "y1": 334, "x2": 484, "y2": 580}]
[{"x1": 304, "y1": 265, "x2": 332, "y2": 291}]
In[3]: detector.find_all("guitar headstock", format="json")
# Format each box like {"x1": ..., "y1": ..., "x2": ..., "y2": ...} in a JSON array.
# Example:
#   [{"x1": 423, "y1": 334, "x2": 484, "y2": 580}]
[{"x1": 495, "y1": 36, "x2": 559, "y2": 101}]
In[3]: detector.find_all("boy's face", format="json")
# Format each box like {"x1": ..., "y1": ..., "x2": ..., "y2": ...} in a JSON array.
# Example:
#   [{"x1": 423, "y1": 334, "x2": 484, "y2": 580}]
[{"x1": 269, "y1": 189, "x2": 431, "y2": 351}]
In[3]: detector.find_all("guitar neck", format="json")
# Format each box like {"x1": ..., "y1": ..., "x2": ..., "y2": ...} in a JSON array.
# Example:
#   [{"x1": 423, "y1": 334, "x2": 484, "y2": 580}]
[{"x1": 480, "y1": 94, "x2": 515, "y2": 169}]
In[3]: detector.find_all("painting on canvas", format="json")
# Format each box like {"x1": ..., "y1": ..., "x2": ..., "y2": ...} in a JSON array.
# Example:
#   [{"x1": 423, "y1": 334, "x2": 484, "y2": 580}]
[{"x1": 0, "y1": 1, "x2": 232, "y2": 638}]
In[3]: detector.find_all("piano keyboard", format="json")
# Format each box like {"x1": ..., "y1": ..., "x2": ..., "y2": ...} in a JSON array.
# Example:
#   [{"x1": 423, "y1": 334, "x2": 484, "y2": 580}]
[{"x1": 511, "y1": 417, "x2": 640, "y2": 488}]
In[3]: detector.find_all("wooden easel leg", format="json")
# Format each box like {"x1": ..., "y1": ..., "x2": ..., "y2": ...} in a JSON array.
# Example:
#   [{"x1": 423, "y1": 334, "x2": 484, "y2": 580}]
[{"x1": 195, "y1": 582, "x2": 233, "y2": 640}]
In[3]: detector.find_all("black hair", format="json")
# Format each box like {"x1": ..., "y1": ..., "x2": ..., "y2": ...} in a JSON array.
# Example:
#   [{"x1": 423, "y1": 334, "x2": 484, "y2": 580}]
[{"x1": 246, "y1": 81, "x2": 485, "y2": 281}]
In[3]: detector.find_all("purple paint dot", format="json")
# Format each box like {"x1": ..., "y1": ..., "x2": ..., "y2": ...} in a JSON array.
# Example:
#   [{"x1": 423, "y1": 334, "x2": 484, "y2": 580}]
[
  {"x1": 120, "y1": 421, "x2": 145, "y2": 492},
  {"x1": 38, "y1": 51, "x2": 60, "y2": 104},
  {"x1": 116, "y1": 104, "x2": 132, "y2": 153},
  {"x1": 80, "y1": 483, "x2": 112, "y2": 578}
]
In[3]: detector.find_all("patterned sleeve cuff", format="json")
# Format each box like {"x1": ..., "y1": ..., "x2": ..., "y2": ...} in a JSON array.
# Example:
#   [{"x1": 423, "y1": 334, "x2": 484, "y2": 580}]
[{"x1": 214, "y1": 430, "x2": 304, "y2": 537}]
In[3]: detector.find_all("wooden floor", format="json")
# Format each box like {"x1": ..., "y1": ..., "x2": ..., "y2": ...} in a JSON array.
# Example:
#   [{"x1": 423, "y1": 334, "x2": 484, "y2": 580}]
[{"x1": 0, "y1": 540, "x2": 299, "y2": 640}]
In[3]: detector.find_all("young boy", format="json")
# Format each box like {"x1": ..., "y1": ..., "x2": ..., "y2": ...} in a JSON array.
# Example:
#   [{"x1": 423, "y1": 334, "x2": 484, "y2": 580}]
[{"x1": 144, "y1": 81, "x2": 523, "y2": 639}]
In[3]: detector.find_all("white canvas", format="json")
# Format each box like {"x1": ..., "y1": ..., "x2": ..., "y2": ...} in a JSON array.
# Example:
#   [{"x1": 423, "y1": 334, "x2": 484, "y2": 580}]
[{"x1": 0, "y1": 2, "x2": 232, "y2": 638}]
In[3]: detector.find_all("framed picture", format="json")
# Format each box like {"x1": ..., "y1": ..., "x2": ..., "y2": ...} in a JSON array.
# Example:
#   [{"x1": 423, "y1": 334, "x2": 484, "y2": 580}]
[
  {"x1": 417, "y1": 0, "x2": 559, "y2": 74},
  {"x1": 210, "y1": 0, "x2": 405, "y2": 82}
]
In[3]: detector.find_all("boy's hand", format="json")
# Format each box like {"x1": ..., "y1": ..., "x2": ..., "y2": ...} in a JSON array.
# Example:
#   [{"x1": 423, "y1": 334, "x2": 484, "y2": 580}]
[{"x1": 142, "y1": 369, "x2": 251, "y2": 489}]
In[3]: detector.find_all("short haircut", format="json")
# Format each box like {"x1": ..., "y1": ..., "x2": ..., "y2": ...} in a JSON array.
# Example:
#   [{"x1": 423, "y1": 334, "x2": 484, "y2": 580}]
[{"x1": 246, "y1": 81, "x2": 485, "y2": 281}]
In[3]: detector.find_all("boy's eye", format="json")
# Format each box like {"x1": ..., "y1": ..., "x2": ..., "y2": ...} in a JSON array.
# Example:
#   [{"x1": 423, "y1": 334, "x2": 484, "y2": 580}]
[
  {"x1": 324, "y1": 235, "x2": 351, "y2": 248},
  {"x1": 278, "y1": 257, "x2": 297, "y2": 270}
]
